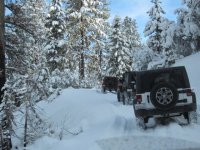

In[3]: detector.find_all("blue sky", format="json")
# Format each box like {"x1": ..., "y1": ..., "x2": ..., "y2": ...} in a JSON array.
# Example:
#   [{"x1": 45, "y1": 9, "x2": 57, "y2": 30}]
[{"x1": 109, "y1": 0, "x2": 183, "y2": 41}]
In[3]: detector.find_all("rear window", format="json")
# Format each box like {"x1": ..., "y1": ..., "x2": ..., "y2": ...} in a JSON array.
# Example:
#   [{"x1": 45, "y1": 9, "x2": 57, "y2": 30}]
[
  {"x1": 104, "y1": 77, "x2": 117, "y2": 81},
  {"x1": 123, "y1": 72, "x2": 136, "y2": 84},
  {"x1": 136, "y1": 67, "x2": 190, "y2": 93},
  {"x1": 103, "y1": 77, "x2": 118, "y2": 84}
]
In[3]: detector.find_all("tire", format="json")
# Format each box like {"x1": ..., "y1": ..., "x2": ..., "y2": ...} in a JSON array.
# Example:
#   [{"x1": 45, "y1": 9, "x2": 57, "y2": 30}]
[
  {"x1": 133, "y1": 96, "x2": 138, "y2": 117},
  {"x1": 102, "y1": 87, "x2": 106, "y2": 93},
  {"x1": 136, "y1": 117, "x2": 147, "y2": 130},
  {"x1": 159, "y1": 118, "x2": 167, "y2": 125},
  {"x1": 150, "y1": 82, "x2": 178, "y2": 110},
  {"x1": 117, "y1": 91, "x2": 121, "y2": 102},
  {"x1": 192, "y1": 92, "x2": 197, "y2": 104},
  {"x1": 127, "y1": 91, "x2": 133, "y2": 104},
  {"x1": 185, "y1": 111, "x2": 198, "y2": 124},
  {"x1": 122, "y1": 92, "x2": 125, "y2": 105}
]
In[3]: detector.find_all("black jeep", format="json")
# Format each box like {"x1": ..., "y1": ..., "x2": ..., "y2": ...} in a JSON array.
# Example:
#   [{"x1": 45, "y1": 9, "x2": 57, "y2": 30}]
[
  {"x1": 133, "y1": 66, "x2": 197, "y2": 128},
  {"x1": 102, "y1": 76, "x2": 118, "y2": 93},
  {"x1": 117, "y1": 71, "x2": 137, "y2": 105}
]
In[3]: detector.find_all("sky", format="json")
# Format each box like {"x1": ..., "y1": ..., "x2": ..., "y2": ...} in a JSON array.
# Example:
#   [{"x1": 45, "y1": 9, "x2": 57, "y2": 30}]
[{"x1": 109, "y1": 0, "x2": 183, "y2": 42}]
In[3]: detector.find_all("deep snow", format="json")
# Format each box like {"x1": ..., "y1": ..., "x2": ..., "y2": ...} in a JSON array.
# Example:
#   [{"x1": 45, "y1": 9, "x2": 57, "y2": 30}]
[
  {"x1": 13, "y1": 52, "x2": 200, "y2": 150},
  {"x1": 174, "y1": 52, "x2": 200, "y2": 105}
]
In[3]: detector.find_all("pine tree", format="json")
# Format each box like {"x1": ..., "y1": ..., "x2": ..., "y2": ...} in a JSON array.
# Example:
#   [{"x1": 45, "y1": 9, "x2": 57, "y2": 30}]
[
  {"x1": 122, "y1": 16, "x2": 141, "y2": 69},
  {"x1": 0, "y1": 0, "x2": 5, "y2": 103},
  {"x1": 107, "y1": 16, "x2": 131, "y2": 77},
  {"x1": 122, "y1": 16, "x2": 141, "y2": 50},
  {"x1": 132, "y1": 46, "x2": 153, "y2": 71},
  {"x1": 0, "y1": 1, "x2": 13, "y2": 149},
  {"x1": 45, "y1": 0, "x2": 65, "y2": 72},
  {"x1": 3, "y1": 0, "x2": 51, "y2": 148},
  {"x1": 175, "y1": 9, "x2": 192, "y2": 56},
  {"x1": 160, "y1": 19, "x2": 180, "y2": 66},
  {"x1": 144, "y1": 0, "x2": 179, "y2": 68},
  {"x1": 45, "y1": 0, "x2": 67, "y2": 89},
  {"x1": 65, "y1": 0, "x2": 108, "y2": 84},
  {"x1": 5, "y1": 0, "x2": 50, "y2": 101},
  {"x1": 144, "y1": 0, "x2": 165, "y2": 53},
  {"x1": 175, "y1": 0, "x2": 200, "y2": 55},
  {"x1": 86, "y1": 0, "x2": 110, "y2": 83}
]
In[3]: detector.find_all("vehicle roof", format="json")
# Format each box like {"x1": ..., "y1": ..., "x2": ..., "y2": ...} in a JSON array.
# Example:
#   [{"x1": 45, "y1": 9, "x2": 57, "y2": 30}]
[
  {"x1": 103, "y1": 76, "x2": 118, "y2": 79},
  {"x1": 136, "y1": 66, "x2": 186, "y2": 75}
]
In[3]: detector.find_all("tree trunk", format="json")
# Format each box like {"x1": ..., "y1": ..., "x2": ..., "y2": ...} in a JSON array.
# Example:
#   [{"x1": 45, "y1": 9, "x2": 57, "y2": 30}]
[
  {"x1": 79, "y1": 1, "x2": 85, "y2": 81},
  {"x1": 0, "y1": 125, "x2": 3, "y2": 149},
  {"x1": 24, "y1": 103, "x2": 28, "y2": 149},
  {"x1": 197, "y1": 36, "x2": 200, "y2": 51},
  {"x1": 0, "y1": 3, "x2": 12, "y2": 150},
  {"x1": 0, "y1": 0, "x2": 5, "y2": 103},
  {"x1": 99, "y1": 48, "x2": 102, "y2": 79},
  {"x1": 80, "y1": 21, "x2": 84, "y2": 80}
]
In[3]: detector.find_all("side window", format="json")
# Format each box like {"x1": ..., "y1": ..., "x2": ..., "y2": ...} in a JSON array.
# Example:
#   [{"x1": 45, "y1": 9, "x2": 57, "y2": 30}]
[
  {"x1": 170, "y1": 70, "x2": 185, "y2": 88},
  {"x1": 154, "y1": 73, "x2": 170, "y2": 83}
]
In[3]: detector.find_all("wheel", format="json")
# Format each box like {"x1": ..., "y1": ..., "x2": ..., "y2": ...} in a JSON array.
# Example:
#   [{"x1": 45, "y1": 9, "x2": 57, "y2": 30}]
[
  {"x1": 136, "y1": 117, "x2": 147, "y2": 130},
  {"x1": 102, "y1": 87, "x2": 106, "y2": 93},
  {"x1": 150, "y1": 82, "x2": 178, "y2": 110},
  {"x1": 117, "y1": 91, "x2": 121, "y2": 102},
  {"x1": 159, "y1": 118, "x2": 167, "y2": 125},
  {"x1": 144, "y1": 117, "x2": 149, "y2": 123},
  {"x1": 185, "y1": 111, "x2": 198, "y2": 124},
  {"x1": 122, "y1": 92, "x2": 125, "y2": 105},
  {"x1": 127, "y1": 91, "x2": 133, "y2": 104},
  {"x1": 192, "y1": 92, "x2": 197, "y2": 104}
]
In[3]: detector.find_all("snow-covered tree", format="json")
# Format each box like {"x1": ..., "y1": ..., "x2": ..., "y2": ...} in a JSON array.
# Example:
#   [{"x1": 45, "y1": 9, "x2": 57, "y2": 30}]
[
  {"x1": 175, "y1": 9, "x2": 192, "y2": 56},
  {"x1": 132, "y1": 46, "x2": 153, "y2": 71},
  {"x1": 0, "y1": 0, "x2": 5, "y2": 104},
  {"x1": 65, "y1": 0, "x2": 108, "y2": 84},
  {"x1": 3, "y1": 0, "x2": 52, "y2": 148},
  {"x1": 122, "y1": 16, "x2": 141, "y2": 50},
  {"x1": 5, "y1": 0, "x2": 51, "y2": 99},
  {"x1": 160, "y1": 19, "x2": 181, "y2": 67},
  {"x1": 122, "y1": 16, "x2": 141, "y2": 69},
  {"x1": 144, "y1": 0, "x2": 180, "y2": 68},
  {"x1": 90, "y1": 0, "x2": 110, "y2": 81},
  {"x1": 107, "y1": 16, "x2": 132, "y2": 77},
  {"x1": 144, "y1": 0, "x2": 165, "y2": 53},
  {"x1": 175, "y1": 0, "x2": 200, "y2": 55},
  {"x1": 45, "y1": 0, "x2": 65, "y2": 72},
  {"x1": 45, "y1": 0, "x2": 69, "y2": 89}
]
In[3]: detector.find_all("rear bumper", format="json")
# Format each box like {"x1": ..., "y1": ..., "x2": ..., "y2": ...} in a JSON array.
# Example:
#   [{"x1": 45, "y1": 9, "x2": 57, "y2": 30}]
[{"x1": 134, "y1": 103, "x2": 197, "y2": 118}]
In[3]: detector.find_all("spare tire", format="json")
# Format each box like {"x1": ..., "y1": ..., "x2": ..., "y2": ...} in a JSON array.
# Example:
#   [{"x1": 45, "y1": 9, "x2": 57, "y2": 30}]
[{"x1": 150, "y1": 82, "x2": 178, "y2": 110}]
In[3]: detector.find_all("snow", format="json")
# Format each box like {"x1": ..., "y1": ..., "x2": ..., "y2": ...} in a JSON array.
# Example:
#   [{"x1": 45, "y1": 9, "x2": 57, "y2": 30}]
[
  {"x1": 174, "y1": 52, "x2": 200, "y2": 105},
  {"x1": 14, "y1": 52, "x2": 200, "y2": 150},
  {"x1": 52, "y1": 21, "x2": 59, "y2": 26}
]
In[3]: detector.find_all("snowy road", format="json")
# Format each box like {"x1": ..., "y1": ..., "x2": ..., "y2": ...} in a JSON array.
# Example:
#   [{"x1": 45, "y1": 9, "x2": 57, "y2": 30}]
[
  {"x1": 98, "y1": 136, "x2": 200, "y2": 150},
  {"x1": 23, "y1": 88, "x2": 200, "y2": 150}
]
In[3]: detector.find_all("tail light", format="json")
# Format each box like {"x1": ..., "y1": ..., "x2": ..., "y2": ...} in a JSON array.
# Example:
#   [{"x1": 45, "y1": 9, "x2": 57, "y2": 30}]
[
  {"x1": 136, "y1": 95, "x2": 142, "y2": 103},
  {"x1": 186, "y1": 89, "x2": 192, "y2": 96}
]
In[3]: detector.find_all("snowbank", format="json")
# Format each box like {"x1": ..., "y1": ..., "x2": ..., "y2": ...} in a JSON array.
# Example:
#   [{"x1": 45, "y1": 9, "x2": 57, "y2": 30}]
[{"x1": 174, "y1": 52, "x2": 200, "y2": 105}]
